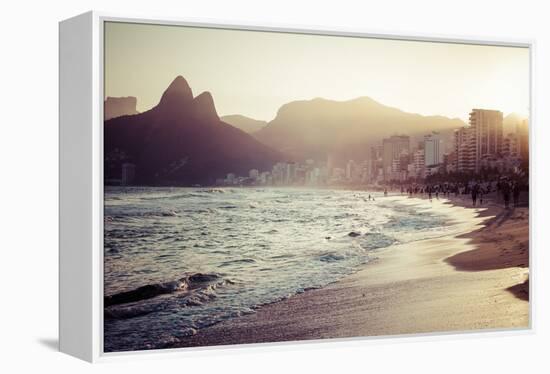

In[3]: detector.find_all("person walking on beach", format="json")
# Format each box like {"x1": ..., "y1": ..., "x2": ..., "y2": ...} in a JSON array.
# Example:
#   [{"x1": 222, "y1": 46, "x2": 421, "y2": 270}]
[
  {"x1": 513, "y1": 182, "x2": 521, "y2": 207},
  {"x1": 384, "y1": 188, "x2": 388, "y2": 197},
  {"x1": 502, "y1": 181, "x2": 511, "y2": 208},
  {"x1": 471, "y1": 184, "x2": 478, "y2": 207},
  {"x1": 479, "y1": 188, "x2": 483, "y2": 205}
]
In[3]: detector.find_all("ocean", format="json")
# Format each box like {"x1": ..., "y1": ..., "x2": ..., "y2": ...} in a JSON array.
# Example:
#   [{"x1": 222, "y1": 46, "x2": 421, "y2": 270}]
[{"x1": 104, "y1": 187, "x2": 458, "y2": 351}]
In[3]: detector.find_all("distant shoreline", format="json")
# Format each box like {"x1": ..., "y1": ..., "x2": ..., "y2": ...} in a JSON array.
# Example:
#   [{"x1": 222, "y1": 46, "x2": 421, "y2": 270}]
[{"x1": 167, "y1": 195, "x2": 529, "y2": 349}]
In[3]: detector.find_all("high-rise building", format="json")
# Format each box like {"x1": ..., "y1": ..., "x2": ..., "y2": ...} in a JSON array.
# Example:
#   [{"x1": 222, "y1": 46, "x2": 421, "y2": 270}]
[
  {"x1": 346, "y1": 160, "x2": 356, "y2": 180},
  {"x1": 307, "y1": 167, "x2": 323, "y2": 185},
  {"x1": 369, "y1": 145, "x2": 383, "y2": 182},
  {"x1": 445, "y1": 151, "x2": 457, "y2": 173},
  {"x1": 413, "y1": 149, "x2": 425, "y2": 178},
  {"x1": 517, "y1": 119, "x2": 529, "y2": 163},
  {"x1": 285, "y1": 162, "x2": 297, "y2": 184},
  {"x1": 503, "y1": 133, "x2": 520, "y2": 159},
  {"x1": 360, "y1": 160, "x2": 370, "y2": 182},
  {"x1": 382, "y1": 135, "x2": 410, "y2": 180},
  {"x1": 391, "y1": 159, "x2": 401, "y2": 173},
  {"x1": 327, "y1": 154, "x2": 335, "y2": 177},
  {"x1": 469, "y1": 109, "x2": 504, "y2": 172},
  {"x1": 259, "y1": 171, "x2": 271, "y2": 185},
  {"x1": 455, "y1": 127, "x2": 476, "y2": 173},
  {"x1": 424, "y1": 132, "x2": 443, "y2": 167},
  {"x1": 271, "y1": 162, "x2": 286, "y2": 185}
]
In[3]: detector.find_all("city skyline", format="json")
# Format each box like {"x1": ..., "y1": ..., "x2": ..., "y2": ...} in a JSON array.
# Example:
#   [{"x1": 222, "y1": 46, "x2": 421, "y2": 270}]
[
  {"x1": 105, "y1": 22, "x2": 530, "y2": 122},
  {"x1": 214, "y1": 107, "x2": 528, "y2": 188}
]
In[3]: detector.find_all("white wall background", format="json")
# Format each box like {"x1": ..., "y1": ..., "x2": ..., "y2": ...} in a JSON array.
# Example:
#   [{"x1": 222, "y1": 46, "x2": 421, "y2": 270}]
[{"x1": 1, "y1": 0, "x2": 548, "y2": 372}]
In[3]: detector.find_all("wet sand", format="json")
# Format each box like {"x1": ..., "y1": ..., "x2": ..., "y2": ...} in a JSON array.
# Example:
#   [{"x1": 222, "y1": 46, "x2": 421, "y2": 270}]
[{"x1": 172, "y1": 196, "x2": 530, "y2": 348}]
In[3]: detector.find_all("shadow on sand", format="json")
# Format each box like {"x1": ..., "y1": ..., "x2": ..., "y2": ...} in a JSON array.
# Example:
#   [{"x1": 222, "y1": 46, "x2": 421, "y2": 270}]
[{"x1": 507, "y1": 279, "x2": 529, "y2": 301}]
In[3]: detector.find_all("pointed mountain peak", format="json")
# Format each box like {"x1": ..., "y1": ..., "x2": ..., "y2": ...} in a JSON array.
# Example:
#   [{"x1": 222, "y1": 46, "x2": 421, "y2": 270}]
[
  {"x1": 193, "y1": 91, "x2": 219, "y2": 122},
  {"x1": 166, "y1": 76, "x2": 191, "y2": 94},
  {"x1": 157, "y1": 76, "x2": 194, "y2": 109},
  {"x1": 194, "y1": 91, "x2": 215, "y2": 107}
]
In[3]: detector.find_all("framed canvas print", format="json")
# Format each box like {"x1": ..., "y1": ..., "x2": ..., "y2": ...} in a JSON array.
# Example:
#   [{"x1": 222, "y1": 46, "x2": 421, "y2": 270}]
[{"x1": 59, "y1": 11, "x2": 533, "y2": 362}]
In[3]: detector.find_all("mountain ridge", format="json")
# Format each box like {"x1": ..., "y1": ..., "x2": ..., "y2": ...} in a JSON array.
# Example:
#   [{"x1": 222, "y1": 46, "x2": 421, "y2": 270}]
[
  {"x1": 254, "y1": 96, "x2": 466, "y2": 160},
  {"x1": 220, "y1": 114, "x2": 268, "y2": 134},
  {"x1": 104, "y1": 76, "x2": 285, "y2": 186}
]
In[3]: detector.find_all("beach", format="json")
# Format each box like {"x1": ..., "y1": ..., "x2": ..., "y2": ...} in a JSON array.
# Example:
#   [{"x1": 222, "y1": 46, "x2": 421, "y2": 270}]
[{"x1": 171, "y1": 194, "x2": 529, "y2": 348}]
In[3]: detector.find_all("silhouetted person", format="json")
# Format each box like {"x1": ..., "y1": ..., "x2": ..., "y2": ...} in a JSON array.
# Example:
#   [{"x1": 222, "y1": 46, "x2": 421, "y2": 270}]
[
  {"x1": 384, "y1": 188, "x2": 388, "y2": 197},
  {"x1": 502, "y1": 181, "x2": 511, "y2": 208},
  {"x1": 513, "y1": 183, "x2": 521, "y2": 207},
  {"x1": 471, "y1": 184, "x2": 478, "y2": 206}
]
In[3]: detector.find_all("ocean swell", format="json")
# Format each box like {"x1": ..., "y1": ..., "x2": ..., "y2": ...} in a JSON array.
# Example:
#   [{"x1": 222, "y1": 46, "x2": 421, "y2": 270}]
[{"x1": 104, "y1": 187, "x2": 456, "y2": 352}]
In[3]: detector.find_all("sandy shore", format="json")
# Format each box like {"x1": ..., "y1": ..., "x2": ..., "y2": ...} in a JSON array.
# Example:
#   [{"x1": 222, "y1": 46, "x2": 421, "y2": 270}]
[{"x1": 172, "y1": 195, "x2": 529, "y2": 348}]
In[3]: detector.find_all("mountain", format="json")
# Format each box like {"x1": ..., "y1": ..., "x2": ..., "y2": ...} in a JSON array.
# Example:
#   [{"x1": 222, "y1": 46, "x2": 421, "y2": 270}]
[
  {"x1": 220, "y1": 115, "x2": 267, "y2": 134},
  {"x1": 503, "y1": 113, "x2": 528, "y2": 135},
  {"x1": 104, "y1": 76, "x2": 284, "y2": 186},
  {"x1": 254, "y1": 97, "x2": 466, "y2": 160},
  {"x1": 104, "y1": 96, "x2": 139, "y2": 120}
]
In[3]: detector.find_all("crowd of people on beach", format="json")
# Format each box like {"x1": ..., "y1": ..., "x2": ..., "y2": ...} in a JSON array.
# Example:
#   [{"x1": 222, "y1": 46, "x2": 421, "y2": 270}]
[{"x1": 397, "y1": 178, "x2": 524, "y2": 208}]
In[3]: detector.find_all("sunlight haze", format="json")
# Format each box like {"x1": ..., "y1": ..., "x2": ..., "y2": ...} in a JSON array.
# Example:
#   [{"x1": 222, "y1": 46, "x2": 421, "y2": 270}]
[{"x1": 104, "y1": 22, "x2": 530, "y2": 122}]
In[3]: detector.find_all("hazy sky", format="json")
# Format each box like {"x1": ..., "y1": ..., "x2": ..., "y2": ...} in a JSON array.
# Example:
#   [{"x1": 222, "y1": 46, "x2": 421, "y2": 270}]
[{"x1": 104, "y1": 22, "x2": 530, "y2": 122}]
